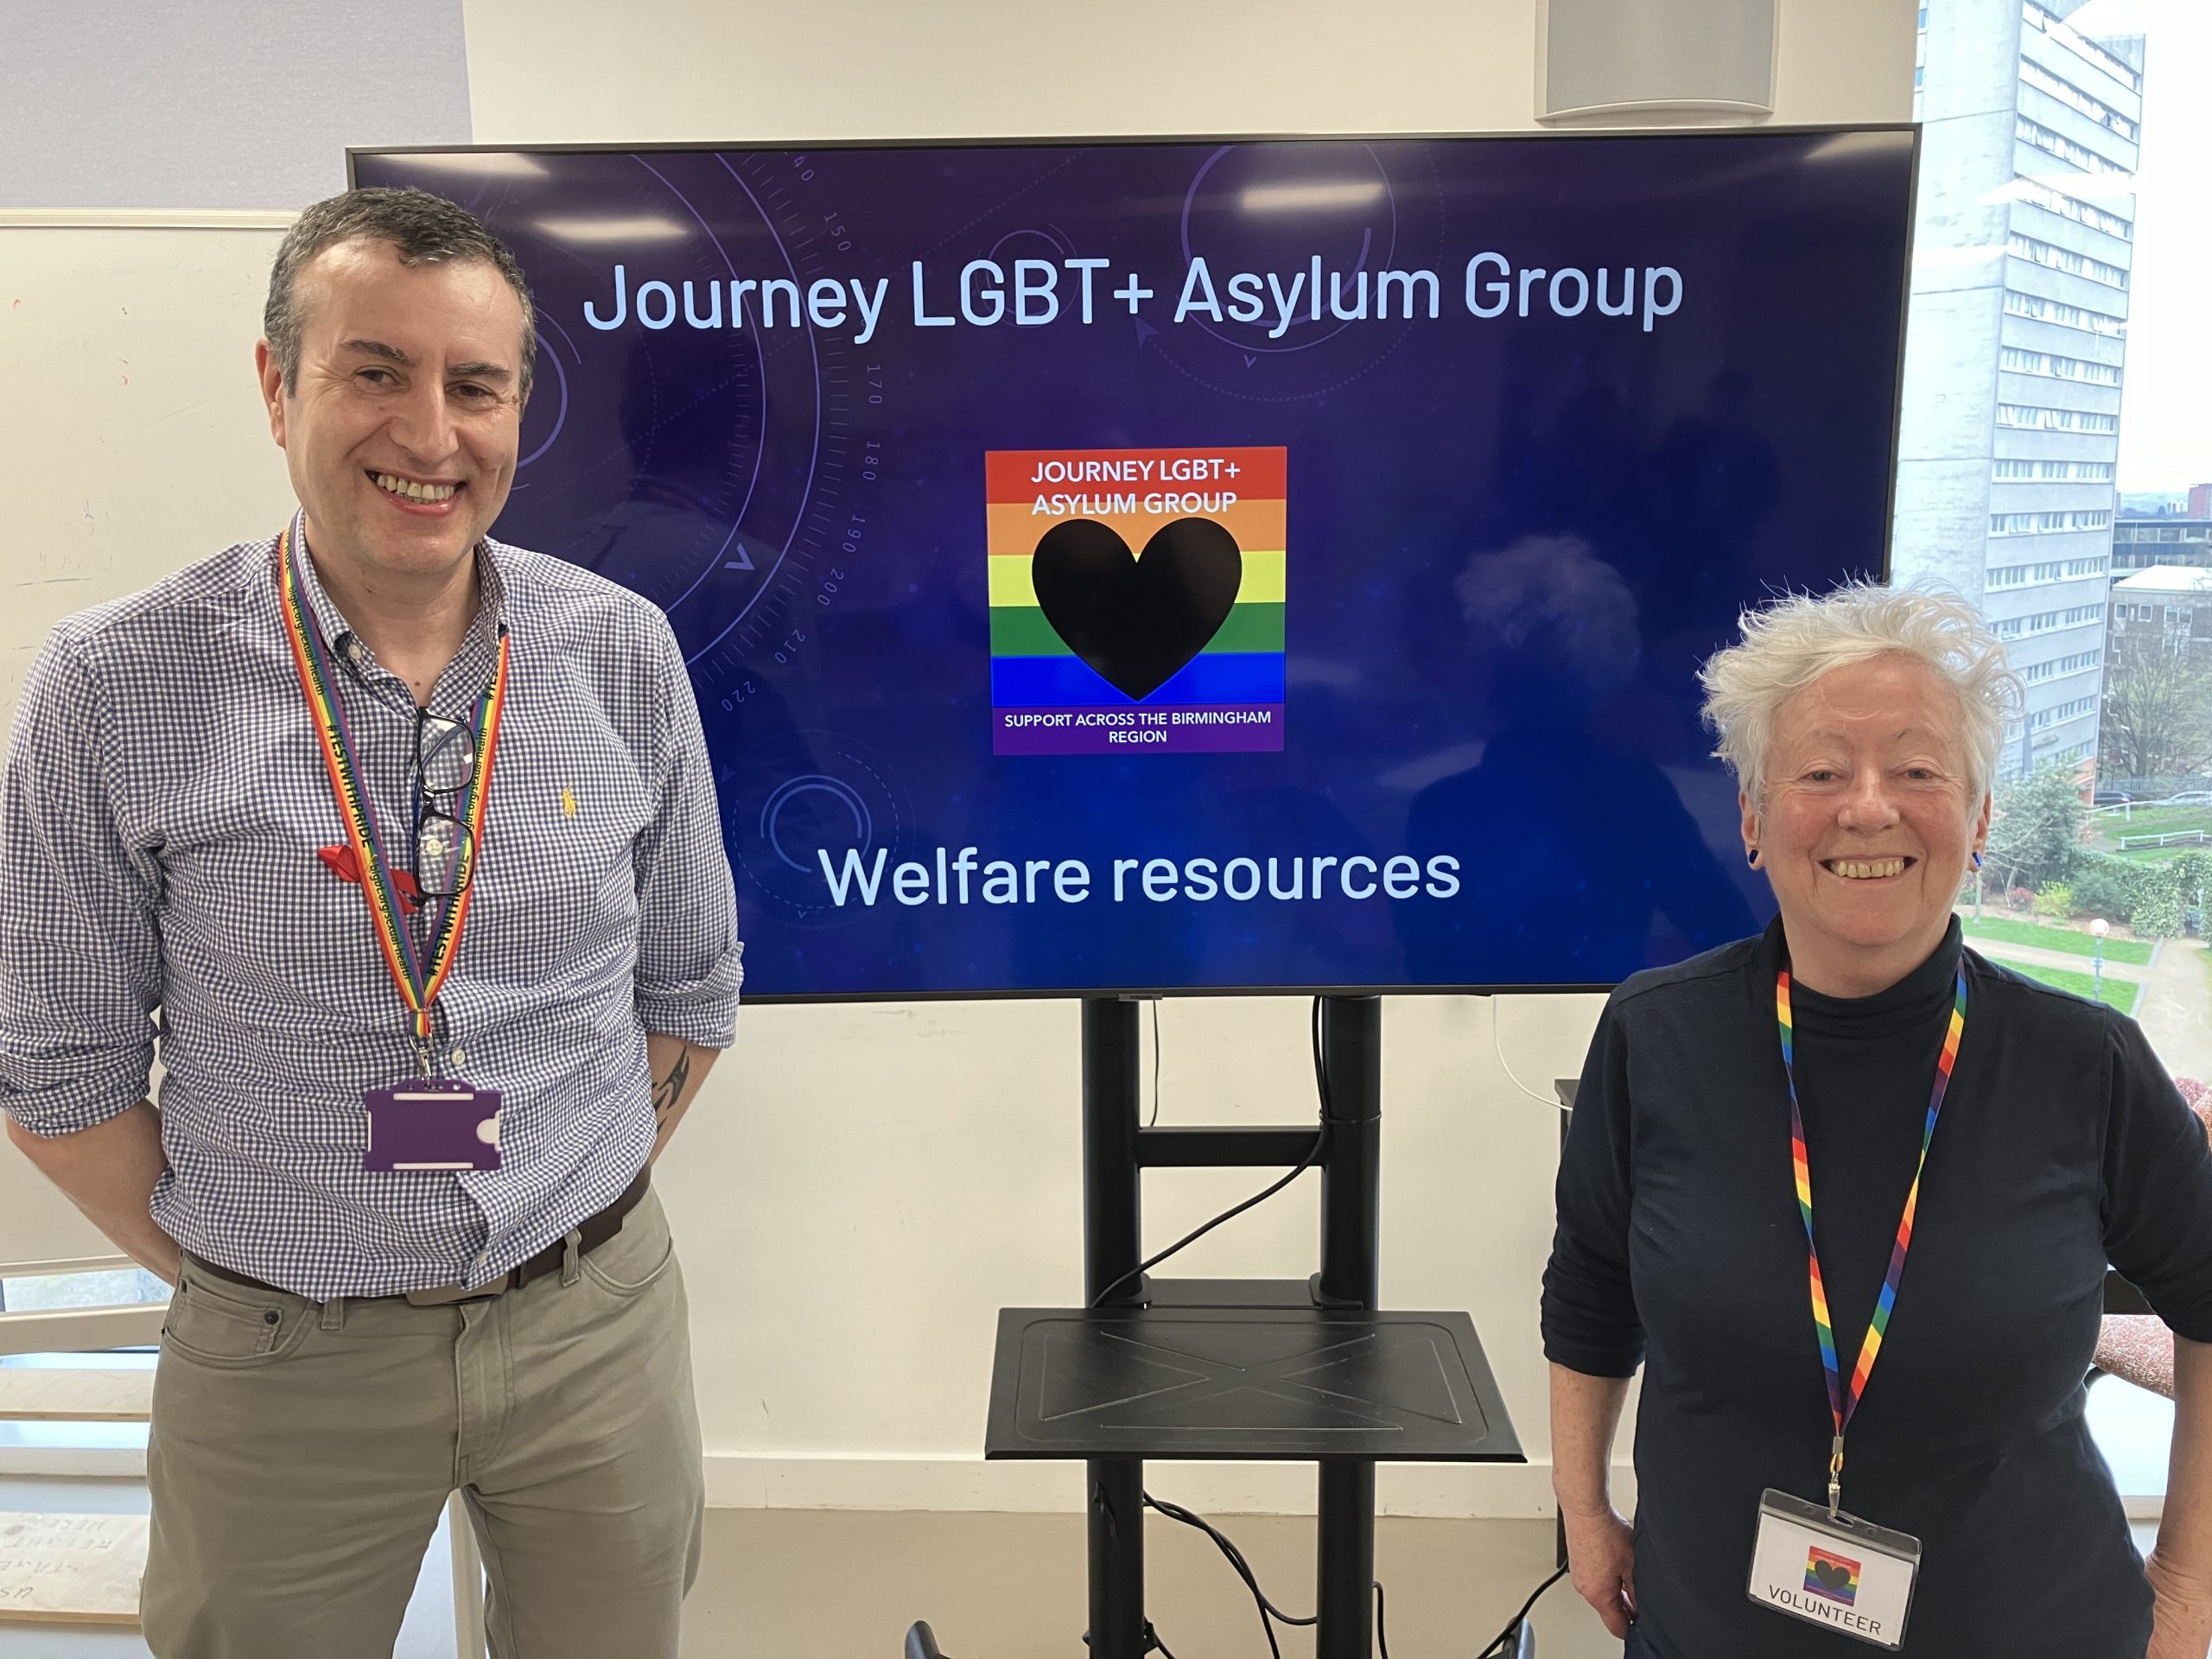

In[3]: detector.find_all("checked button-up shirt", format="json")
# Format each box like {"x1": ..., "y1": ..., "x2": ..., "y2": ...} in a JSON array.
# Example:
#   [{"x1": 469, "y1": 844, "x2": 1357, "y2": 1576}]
[{"x1": 1, "y1": 518, "x2": 742, "y2": 1299}]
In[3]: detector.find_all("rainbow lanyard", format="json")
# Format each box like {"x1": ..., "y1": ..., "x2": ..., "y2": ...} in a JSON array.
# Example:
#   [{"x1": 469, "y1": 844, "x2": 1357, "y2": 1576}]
[
  {"x1": 276, "y1": 517, "x2": 510, "y2": 1075},
  {"x1": 1776, "y1": 957, "x2": 1966, "y2": 1519}
]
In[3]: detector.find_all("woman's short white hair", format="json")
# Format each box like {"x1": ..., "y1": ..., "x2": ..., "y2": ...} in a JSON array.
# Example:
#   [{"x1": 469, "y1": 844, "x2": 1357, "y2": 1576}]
[{"x1": 1699, "y1": 582, "x2": 2020, "y2": 809}]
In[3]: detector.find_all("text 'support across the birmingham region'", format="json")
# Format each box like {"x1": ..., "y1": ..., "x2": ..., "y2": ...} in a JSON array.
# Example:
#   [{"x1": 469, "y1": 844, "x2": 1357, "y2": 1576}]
[{"x1": 356, "y1": 130, "x2": 1916, "y2": 998}]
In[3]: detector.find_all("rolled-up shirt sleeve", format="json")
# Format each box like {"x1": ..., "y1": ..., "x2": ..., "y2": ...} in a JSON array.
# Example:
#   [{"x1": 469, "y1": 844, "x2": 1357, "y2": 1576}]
[
  {"x1": 1, "y1": 629, "x2": 162, "y2": 1136},
  {"x1": 1542, "y1": 996, "x2": 1646, "y2": 1377},
  {"x1": 2101, "y1": 1008, "x2": 2212, "y2": 1342},
  {"x1": 631, "y1": 613, "x2": 742, "y2": 1046}
]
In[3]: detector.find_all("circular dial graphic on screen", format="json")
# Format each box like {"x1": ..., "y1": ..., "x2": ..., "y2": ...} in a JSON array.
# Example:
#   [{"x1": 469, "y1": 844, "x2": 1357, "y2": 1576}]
[
  {"x1": 359, "y1": 150, "x2": 881, "y2": 710},
  {"x1": 1149, "y1": 142, "x2": 1445, "y2": 404}
]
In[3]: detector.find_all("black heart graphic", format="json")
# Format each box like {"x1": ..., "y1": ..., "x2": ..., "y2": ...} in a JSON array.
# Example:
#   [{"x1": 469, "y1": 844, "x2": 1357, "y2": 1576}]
[
  {"x1": 1031, "y1": 517, "x2": 1243, "y2": 702},
  {"x1": 1810, "y1": 1560, "x2": 1854, "y2": 1594}
]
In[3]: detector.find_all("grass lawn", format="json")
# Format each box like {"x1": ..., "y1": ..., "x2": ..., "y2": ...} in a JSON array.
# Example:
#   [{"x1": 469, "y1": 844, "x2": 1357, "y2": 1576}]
[
  {"x1": 2112, "y1": 846, "x2": 2198, "y2": 865},
  {"x1": 1961, "y1": 915, "x2": 2155, "y2": 964},
  {"x1": 2090, "y1": 806, "x2": 2212, "y2": 845},
  {"x1": 1997, "y1": 959, "x2": 2144, "y2": 1014}
]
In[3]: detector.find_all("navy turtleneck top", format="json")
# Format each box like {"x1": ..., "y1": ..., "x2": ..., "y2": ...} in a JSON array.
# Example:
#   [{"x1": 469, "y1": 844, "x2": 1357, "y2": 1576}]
[{"x1": 1544, "y1": 916, "x2": 2212, "y2": 1658}]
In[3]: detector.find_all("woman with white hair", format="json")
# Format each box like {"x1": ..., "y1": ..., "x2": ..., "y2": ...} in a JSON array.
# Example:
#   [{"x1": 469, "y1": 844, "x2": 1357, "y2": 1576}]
[{"x1": 1541, "y1": 583, "x2": 2212, "y2": 1657}]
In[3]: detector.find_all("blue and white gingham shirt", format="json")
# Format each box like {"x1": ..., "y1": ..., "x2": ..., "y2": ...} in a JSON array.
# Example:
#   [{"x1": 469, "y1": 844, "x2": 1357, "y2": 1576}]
[{"x1": 0, "y1": 516, "x2": 743, "y2": 1298}]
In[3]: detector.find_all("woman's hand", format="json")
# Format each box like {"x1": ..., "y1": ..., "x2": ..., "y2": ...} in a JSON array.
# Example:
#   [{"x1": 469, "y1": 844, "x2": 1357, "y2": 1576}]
[
  {"x1": 1560, "y1": 1502, "x2": 1637, "y2": 1639},
  {"x1": 2146, "y1": 1548, "x2": 2212, "y2": 1659}
]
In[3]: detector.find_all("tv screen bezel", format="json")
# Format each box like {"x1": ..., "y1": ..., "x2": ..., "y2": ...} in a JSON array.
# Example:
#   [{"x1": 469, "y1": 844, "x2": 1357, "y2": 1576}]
[{"x1": 347, "y1": 124, "x2": 1921, "y2": 1003}]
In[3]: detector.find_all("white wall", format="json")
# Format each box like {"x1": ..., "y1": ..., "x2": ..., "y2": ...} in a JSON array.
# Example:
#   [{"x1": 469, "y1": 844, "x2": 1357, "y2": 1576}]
[
  {"x1": 454, "y1": 0, "x2": 1918, "y2": 1516},
  {"x1": 0, "y1": 214, "x2": 301, "y2": 1274},
  {"x1": 0, "y1": 0, "x2": 1917, "y2": 1518},
  {"x1": 463, "y1": 0, "x2": 1914, "y2": 143},
  {"x1": 0, "y1": 2, "x2": 468, "y2": 209}
]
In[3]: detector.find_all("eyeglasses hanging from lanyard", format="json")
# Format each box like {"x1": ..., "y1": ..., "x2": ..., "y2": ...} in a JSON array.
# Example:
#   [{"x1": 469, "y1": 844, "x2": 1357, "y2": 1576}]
[
  {"x1": 414, "y1": 708, "x2": 482, "y2": 899},
  {"x1": 1776, "y1": 959, "x2": 1967, "y2": 1519}
]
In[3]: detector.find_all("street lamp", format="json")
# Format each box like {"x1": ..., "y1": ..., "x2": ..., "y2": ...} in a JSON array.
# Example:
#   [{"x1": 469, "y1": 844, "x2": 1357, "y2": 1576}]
[{"x1": 2091, "y1": 918, "x2": 2109, "y2": 1006}]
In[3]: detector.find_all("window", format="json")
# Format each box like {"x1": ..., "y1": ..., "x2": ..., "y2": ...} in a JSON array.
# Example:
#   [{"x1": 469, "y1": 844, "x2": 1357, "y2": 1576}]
[
  {"x1": 1990, "y1": 511, "x2": 2113, "y2": 535},
  {"x1": 2018, "y1": 649, "x2": 2103, "y2": 683},
  {"x1": 2029, "y1": 695, "x2": 2101, "y2": 730},
  {"x1": 2000, "y1": 346, "x2": 2124, "y2": 385},
  {"x1": 1993, "y1": 458, "x2": 2115, "y2": 480},
  {"x1": 2004, "y1": 291, "x2": 2126, "y2": 335},
  {"x1": 1990, "y1": 606, "x2": 2107, "y2": 640},
  {"x1": 2022, "y1": 1, "x2": 2144, "y2": 93},
  {"x1": 2019, "y1": 58, "x2": 2141, "y2": 141},
  {"x1": 1722, "y1": 0, "x2": 2186, "y2": 1515},
  {"x1": 2014, "y1": 179, "x2": 2134, "y2": 241},
  {"x1": 1997, "y1": 404, "x2": 2120, "y2": 432},
  {"x1": 2008, "y1": 233, "x2": 2132, "y2": 289},
  {"x1": 2017, "y1": 116, "x2": 2134, "y2": 176}
]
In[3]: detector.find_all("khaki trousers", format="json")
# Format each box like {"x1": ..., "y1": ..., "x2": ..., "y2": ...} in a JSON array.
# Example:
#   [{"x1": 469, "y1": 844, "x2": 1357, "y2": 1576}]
[{"x1": 141, "y1": 1189, "x2": 705, "y2": 1659}]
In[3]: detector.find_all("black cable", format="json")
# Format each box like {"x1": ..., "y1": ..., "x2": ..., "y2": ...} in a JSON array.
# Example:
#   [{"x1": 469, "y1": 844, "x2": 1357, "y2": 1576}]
[
  {"x1": 1088, "y1": 997, "x2": 1331, "y2": 1310},
  {"x1": 1375, "y1": 1578, "x2": 1389, "y2": 1659},
  {"x1": 1146, "y1": 996, "x2": 1162, "y2": 1128},
  {"x1": 1475, "y1": 1561, "x2": 1568, "y2": 1657},
  {"x1": 1143, "y1": 1494, "x2": 1313, "y2": 1657}
]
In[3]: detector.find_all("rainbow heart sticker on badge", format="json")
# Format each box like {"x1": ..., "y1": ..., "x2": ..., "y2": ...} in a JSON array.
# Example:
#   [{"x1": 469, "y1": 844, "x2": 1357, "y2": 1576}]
[{"x1": 1804, "y1": 1546, "x2": 1861, "y2": 1605}]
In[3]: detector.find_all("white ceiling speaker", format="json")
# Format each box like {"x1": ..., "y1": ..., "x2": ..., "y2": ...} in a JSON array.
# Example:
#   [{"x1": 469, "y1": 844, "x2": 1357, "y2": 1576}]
[{"x1": 1535, "y1": 0, "x2": 1779, "y2": 123}]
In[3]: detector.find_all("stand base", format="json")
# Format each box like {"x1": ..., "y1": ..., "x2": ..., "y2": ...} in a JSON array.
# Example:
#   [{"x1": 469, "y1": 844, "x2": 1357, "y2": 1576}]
[{"x1": 985, "y1": 1294, "x2": 1520, "y2": 1462}]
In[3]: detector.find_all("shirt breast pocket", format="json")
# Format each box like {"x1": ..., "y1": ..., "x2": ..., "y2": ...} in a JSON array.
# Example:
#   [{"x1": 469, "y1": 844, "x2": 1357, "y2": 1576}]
[{"x1": 465, "y1": 710, "x2": 656, "y2": 988}]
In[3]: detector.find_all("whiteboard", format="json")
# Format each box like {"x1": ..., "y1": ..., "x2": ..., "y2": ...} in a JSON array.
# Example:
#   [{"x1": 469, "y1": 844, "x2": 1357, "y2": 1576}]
[{"x1": 0, "y1": 212, "x2": 299, "y2": 1270}]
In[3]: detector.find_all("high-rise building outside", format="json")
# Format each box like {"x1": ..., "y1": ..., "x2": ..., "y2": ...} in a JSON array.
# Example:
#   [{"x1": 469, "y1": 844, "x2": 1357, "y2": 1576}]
[{"x1": 1894, "y1": 0, "x2": 2145, "y2": 781}]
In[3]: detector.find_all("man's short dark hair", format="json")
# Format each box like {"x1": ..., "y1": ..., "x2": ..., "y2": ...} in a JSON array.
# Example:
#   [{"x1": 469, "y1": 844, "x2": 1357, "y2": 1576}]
[{"x1": 264, "y1": 187, "x2": 537, "y2": 397}]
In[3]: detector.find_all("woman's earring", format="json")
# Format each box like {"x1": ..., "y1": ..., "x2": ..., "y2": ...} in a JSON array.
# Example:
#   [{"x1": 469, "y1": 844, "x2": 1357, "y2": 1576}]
[
  {"x1": 1972, "y1": 849, "x2": 1984, "y2": 871},
  {"x1": 1746, "y1": 847, "x2": 1759, "y2": 868}
]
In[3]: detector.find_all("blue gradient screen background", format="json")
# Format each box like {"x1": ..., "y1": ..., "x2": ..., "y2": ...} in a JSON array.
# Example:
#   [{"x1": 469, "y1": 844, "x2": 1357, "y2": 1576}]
[{"x1": 353, "y1": 131, "x2": 1916, "y2": 999}]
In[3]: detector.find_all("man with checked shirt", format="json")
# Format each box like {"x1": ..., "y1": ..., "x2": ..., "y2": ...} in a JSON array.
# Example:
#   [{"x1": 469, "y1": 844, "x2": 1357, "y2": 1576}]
[{"x1": 1, "y1": 188, "x2": 741, "y2": 1657}]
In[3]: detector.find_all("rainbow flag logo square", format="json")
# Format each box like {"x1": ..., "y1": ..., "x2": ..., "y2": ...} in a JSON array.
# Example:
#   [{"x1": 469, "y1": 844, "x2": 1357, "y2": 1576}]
[
  {"x1": 1804, "y1": 1545, "x2": 1861, "y2": 1605},
  {"x1": 987, "y1": 447, "x2": 1287, "y2": 756}
]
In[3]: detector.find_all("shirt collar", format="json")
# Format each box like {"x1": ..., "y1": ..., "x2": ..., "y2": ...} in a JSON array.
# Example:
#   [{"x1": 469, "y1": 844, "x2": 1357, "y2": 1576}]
[{"x1": 284, "y1": 508, "x2": 509, "y2": 695}]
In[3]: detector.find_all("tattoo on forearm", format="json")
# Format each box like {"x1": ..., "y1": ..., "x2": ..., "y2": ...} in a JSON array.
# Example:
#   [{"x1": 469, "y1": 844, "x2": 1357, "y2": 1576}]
[{"x1": 652, "y1": 1048, "x2": 692, "y2": 1128}]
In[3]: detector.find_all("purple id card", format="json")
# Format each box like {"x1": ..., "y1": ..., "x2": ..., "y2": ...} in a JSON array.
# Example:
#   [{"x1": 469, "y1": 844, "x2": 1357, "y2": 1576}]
[{"x1": 364, "y1": 1080, "x2": 503, "y2": 1172}]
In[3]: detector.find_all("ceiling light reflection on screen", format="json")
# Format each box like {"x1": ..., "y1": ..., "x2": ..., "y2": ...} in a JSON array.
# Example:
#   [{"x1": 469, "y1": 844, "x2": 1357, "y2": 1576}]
[
  {"x1": 389, "y1": 152, "x2": 548, "y2": 179},
  {"x1": 533, "y1": 216, "x2": 692, "y2": 244},
  {"x1": 1238, "y1": 181, "x2": 1387, "y2": 213}
]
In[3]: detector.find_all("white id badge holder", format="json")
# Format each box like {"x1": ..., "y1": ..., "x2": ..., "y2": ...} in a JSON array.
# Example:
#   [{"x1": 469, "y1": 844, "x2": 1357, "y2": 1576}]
[{"x1": 1748, "y1": 1489, "x2": 1921, "y2": 1649}]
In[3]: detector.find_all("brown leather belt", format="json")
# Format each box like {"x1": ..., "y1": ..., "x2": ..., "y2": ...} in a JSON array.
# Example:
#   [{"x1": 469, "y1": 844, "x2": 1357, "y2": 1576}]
[{"x1": 189, "y1": 1164, "x2": 652, "y2": 1306}]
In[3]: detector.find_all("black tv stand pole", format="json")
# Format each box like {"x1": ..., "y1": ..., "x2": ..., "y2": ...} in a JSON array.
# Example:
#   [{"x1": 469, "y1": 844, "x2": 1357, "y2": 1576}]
[
  {"x1": 1079, "y1": 994, "x2": 1384, "y2": 1659},
  {"x1": 1081, "y1": 996, "x2": 1147, "y2": 1656}
]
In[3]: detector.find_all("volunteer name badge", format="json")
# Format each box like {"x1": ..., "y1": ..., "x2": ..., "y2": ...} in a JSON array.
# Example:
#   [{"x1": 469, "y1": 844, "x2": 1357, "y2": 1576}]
[
  {"x1": 1748, "y1": 1489, "x2": 1920, "y2": 1649},
  {"x1": 364, "y1": 1081, "x2": 503, "y2": 1172}
]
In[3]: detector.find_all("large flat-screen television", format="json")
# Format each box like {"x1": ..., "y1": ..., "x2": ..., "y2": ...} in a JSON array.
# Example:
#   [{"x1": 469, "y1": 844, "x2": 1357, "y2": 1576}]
[{"x1": 353, "y1": 130, "x2": 1917, "y2": 1001}]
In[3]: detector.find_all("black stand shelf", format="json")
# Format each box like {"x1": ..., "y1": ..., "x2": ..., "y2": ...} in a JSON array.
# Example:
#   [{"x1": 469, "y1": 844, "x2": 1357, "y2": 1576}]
[{"x1": 981, "y1": 995, "x2": 1523, "y2": 1658}]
